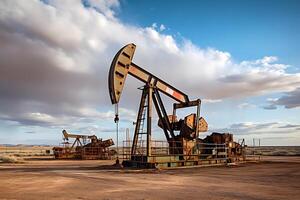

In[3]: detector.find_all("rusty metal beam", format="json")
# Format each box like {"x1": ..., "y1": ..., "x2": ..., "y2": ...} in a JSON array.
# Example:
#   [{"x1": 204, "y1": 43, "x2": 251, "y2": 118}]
[{"x1": 108, "y1": 43, "x2": 189, "y2": 105}]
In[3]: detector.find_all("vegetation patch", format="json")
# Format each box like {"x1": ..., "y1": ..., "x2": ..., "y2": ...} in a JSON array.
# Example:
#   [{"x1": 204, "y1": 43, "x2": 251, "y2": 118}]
[{"x1": 0, "y1": 155, "x2": 24, "y2": 163}]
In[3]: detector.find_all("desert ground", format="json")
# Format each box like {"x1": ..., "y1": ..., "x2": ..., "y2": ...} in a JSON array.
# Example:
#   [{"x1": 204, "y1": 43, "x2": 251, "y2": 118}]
[{"x1": 0, "y1": 156, "x2": 299, "y2": 200}]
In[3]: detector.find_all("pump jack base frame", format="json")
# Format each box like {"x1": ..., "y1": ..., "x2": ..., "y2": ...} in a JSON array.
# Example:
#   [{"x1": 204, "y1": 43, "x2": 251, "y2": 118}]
[{"x1": 121, "y1": 155, "x2": 240, "y2": 169}]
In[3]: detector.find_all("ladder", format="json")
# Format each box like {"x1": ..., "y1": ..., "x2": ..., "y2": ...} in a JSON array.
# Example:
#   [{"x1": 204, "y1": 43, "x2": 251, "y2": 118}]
[{"x1": 136, "y1": 102, "x2": 148, "y2": 155}]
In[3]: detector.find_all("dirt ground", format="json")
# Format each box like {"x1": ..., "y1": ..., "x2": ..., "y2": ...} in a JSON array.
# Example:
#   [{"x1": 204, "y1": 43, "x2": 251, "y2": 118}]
[{"x1": 0, "y1": 157, "x2": 299, "y2": 200}]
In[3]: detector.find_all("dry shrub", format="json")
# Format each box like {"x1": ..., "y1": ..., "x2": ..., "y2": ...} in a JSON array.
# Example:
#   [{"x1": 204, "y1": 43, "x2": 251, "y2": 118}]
[{"x1": 0, "y1": 155, "x2": 24, "y2": 163}]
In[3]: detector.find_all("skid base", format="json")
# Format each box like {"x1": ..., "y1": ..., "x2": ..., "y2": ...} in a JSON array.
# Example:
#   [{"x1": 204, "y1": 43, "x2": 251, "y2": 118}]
[{"x1": 122, "y1": 155, "x2": 235, "y2": 169}]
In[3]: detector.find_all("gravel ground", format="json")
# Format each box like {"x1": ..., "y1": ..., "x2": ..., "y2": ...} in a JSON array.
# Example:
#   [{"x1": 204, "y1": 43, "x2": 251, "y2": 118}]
[{"x1": 0, "y1": 157, "x2": 299, "y2": 200}]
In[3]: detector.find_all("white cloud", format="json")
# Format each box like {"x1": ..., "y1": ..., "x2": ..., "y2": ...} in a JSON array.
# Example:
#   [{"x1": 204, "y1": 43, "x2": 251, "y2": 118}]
[
  {"x1": 87, "y1": 0, "x2": 120, "y2": 19},
  {"x1": 238, "y1": 103, "x2": 256, "y2": 109},
  {"x1": 263, "y1": 88, "x2": 300, "y2": 109},
  {"x1": 151, "y1": 23, "x2": 157, "y2": 29},
  {"x1": 151, "y1": 23, "x2": 165, "y2": 32},
  {"x1": 208, "y1": 121, "x2": 300, "y2": 146},
  {"x1": 202, "y1": 99, "x2": 222, "y2": 103},
  {"x1": 0, "y1": 0, "x2": 300, "y2": 133},
  {"x1": 211, "y1": 121, "x2": 300, "y2": 135},
  {"x1": 159, "y1": 24, "x2": 166, "y2": 31}
]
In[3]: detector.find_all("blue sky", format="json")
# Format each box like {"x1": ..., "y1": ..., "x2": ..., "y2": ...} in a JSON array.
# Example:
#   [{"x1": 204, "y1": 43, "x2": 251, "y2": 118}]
[
  {"x1": 0, "y1": 0, "x2": 299, "y2": 146},
  {"x1": 117, "y1": 0, "x2": 300, "y2": 132},
  {"x1": 119, "y1": 0, "x2": 300, "y2": 67}
]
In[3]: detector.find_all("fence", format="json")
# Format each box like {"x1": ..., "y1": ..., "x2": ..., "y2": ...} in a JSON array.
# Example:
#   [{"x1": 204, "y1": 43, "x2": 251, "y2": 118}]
[
  {"x1": 81, "y1": 146, "x2": 112, "y2": 160},
  {"x1": 122, "y1": 140, "x2": 234, "y2": 166}
]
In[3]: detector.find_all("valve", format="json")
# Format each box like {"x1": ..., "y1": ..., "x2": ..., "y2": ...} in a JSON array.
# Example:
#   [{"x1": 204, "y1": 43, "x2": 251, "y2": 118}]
[{"x1": 114, "y1": 114, "x2": 119, "y2": 123}]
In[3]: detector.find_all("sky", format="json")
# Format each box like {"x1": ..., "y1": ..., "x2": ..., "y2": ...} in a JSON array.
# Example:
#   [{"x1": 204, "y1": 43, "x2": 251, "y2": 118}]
[{"x1": 0, "y1": 0, "x2": 299, "y2": 146}]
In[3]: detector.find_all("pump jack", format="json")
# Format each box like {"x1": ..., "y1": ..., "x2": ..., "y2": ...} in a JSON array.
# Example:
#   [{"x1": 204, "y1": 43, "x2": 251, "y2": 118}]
[
  {"x1": 53, "y1": 130, "x2": 114, "y2": 160},
  {"x1": 108, "y1": 43, "x2": 212, "y2": 167}
]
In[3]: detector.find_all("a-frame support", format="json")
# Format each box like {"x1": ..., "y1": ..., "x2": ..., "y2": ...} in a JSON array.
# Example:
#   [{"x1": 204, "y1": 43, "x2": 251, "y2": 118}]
[
  {"x1": 131, "y1": 85, "x2": 176, "y2": 158},
  {"x1": 131, "y1": 85, "x2": 153, "y2": 156}
]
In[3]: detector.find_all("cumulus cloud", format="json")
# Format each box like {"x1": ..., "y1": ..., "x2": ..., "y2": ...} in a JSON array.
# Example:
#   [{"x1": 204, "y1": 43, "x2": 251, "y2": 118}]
[
  {"x1": 159, "y1": 24, "x2": 166, "y2": 31},
  {"x1": 207, "y1": 121, "x2": 300, "y2": 146},
  {"x1": 219, "y1": 56, "x2": 300, "y2": 99},
  {"x1": 212, "y1": 121, "x2": 300, "y2": 135},
  {"x1": 262, "y1": 104, "x2": 277, "y2": 110},
  {"x1": 202, "y1": 99, "x2": 222, "y2": 104},
  {"x1": 0, "y1": 0, "x2": 300, "y2": 133},
  {"x1": 263, "y1": 88, "x2": 300, "y2": 109},
  {"x1": 274, "y1": 88, "x2": 300, "y2": 108},
  {"x1": 238, "y1": 103, "x2": 256, "y2": 109}
]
